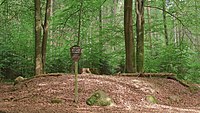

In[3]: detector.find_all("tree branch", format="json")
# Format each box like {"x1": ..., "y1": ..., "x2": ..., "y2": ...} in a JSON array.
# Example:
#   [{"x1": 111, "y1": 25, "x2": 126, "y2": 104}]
[
  {"x1": 0, "y1": 0, "x2": 6, "y2": 6},
  {"x1": 101, "y1": 0, "x2": 107, "y2": 7},
  {"x1": 58, "y1": 9, "x2": 80, "y2": 39},
  {"x1": 59, "y1": 0, "x2": 107, "y2": 39},
  {"x1": 145, "y1": 5, "x2": 196, "y2": 47},
  {"x1": 118, "y1": 73, "x2": 176, "y2": 77},
  {"x1": 77, "y1": 0, "x2": 83, "y2": 46}
]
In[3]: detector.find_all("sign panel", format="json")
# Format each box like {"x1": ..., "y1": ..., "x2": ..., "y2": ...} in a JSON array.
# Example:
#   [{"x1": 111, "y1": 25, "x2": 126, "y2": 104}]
[{"x1": 70, "y1": 45, "x2": 82, "y2": 62}]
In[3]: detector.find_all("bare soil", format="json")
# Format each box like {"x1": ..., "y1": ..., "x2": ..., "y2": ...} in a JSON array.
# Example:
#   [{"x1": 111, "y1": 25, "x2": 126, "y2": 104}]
[{"x1": 0, "y1": 74, "x2": 200, "y2": 113}]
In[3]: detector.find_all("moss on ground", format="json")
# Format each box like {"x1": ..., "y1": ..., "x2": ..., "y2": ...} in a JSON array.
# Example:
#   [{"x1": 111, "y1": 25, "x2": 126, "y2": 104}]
[
  {"x1": 86, "y1": 90, "x2": 114, "y2": 106},
  {"x1": 146, "y1": 95, "x2": 157, "y2": 104}
]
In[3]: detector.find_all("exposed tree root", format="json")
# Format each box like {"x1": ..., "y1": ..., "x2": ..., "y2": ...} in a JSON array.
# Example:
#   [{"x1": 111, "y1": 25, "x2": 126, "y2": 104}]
[
  {"x1": 118, "y1": 73, "x2": 176, "y2": 77},
  {"x1": 35, "y1": 73, "x2": 63, "y2": 78}
]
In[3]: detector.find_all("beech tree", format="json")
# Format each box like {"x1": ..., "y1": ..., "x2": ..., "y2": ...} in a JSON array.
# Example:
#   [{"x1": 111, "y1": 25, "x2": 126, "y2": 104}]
[
  {"x1": 34, "y1": 0, "x2": 52, "y2": 75},
  {"x1": 34, "y1": 0, "x2": 42, "y2": 75},
  {"x1": 124, "y1": 0, "x2": 136, "y2": 73},
  {"x1": 1, "y1": 0, "x2": 200, "y2": 83},
  {"x1": 42, "y1": 0, "x2": 52, "y2": 73},
  {"x1": 146, "y1": 0, "x2": 152, "y2": 51},
  {"x1": 162, "y1": 0, "x2": 168, "y2": 46},
  {"x1": 136, "y1": 0, "x2": 145, "y2": 73}
]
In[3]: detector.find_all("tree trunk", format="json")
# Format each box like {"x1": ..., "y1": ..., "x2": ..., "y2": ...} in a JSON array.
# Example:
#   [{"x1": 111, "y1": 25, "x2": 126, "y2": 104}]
[
  {"x1": 42, "y1": 0, "x2": 52, "y2": 74},
  {"x1": 77, "y1": 0, "x2": 83, "y2": 46},
  {"x1": 136, "y1": 0, "x2": 145, "y2": 73},
  {"x1": 194, "y1": 0, "x2": 199, "y2": 49},
  {"x1": 49, "y1": 0, "x2": 53, "y2": 47},
  {"x1": 34, "y1": 0, "x2": 43, "y2": 75},
  {"x1": 112, "y1": 0, "x2": 117, "y2": 18},
  {"x1": 147, "y1": 0, "x2": 152, "y2": 51},
  {"x1": 173, "y1": 15, "x2": 177, "y2": 45},
  {"x1": 162, "y1": 0, "x2": 168, "y2": 46},
  {"x1": 124, "y1": 0, "x2": 136, "y2": 73},
  {"x1": 99, "y1": 4, "x2": 103, "y2": 56}
]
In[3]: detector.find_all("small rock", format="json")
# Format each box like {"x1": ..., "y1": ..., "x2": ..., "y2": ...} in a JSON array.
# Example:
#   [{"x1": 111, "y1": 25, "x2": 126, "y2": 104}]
[
  {"x1": 168, "y1": 95, "x2": 181, "y2": 103},
  {"x1": 50, "y1": 98, "x2": 62, "y2": 104},
  {"x1": 14, "y1": 76, "x2": 27, "y2": 85},
  {"x1": 86, "y1": 90, "x2": 114, "y2": 106},
  {"x1": 146, "y1": 95, "x2": 157, "y2": 104},
  {"x1": 0, "y1": 110, "x2": 6, "y2": 113}
]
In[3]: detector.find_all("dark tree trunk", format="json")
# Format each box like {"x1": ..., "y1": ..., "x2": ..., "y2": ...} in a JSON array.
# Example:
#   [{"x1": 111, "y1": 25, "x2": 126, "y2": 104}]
[
  {"x1": 124, "y1": 0, "x2": 136, "y2": 73},
  {"x1": 136, "y1": 0, "x2": 145, "y2": 73},
  {"x1": 34, "y1": 0, "x2": 43, "y2": 75},
  {"x1": 42, "y1": 0, "x2": 52, "y2": 74}
]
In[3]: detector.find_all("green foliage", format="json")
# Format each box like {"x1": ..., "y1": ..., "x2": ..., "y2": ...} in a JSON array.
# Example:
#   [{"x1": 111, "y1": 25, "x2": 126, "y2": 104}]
[
  {"x1": 46, "y1": 45, "x2": 72, "y2": 73},
  {"x1": 186, "y1": 51, "x2": 200, "y2": 83},
  {"x1": 0, "y1": 0, "x2": 34, "y2": 79},
  {"x1": 1, "y1": 42, "x2": 34, "y2": 79},
  {"x1": 145, "y1": 42, "x2": 200, "y2": 83},
  {"x1": 0, "y1": 0, "x2": 199, "y2": 84}
]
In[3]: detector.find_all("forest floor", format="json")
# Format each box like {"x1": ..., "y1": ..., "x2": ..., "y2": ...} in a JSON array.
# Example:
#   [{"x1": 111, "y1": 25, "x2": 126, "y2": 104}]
[{"x1": 0, "y1": 73, "x2": 200, "y2": 113}]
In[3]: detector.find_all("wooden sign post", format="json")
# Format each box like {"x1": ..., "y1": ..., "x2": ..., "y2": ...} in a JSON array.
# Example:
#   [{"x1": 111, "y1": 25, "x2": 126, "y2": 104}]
[{"x1": 70, "y1": 45, "x2": 82, "y2": 103}]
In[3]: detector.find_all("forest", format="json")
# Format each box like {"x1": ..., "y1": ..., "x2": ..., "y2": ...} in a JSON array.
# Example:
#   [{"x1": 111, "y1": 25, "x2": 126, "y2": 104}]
[
  {"x1": 1, "y1": 0, "x2": 199, "y2": 83},
  {"x1": 0, "y1": 0, "x2": 200, "y2": 112}
]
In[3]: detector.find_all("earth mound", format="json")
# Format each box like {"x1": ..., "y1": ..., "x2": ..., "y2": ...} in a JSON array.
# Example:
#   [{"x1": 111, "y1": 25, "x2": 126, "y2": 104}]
[{"x1": 0, "y1": 74, "x2": 200, "y2": 113}]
